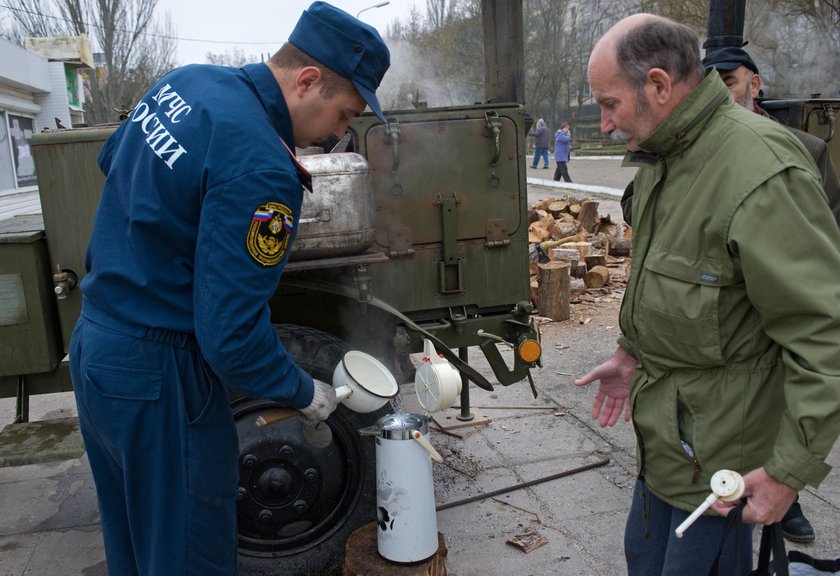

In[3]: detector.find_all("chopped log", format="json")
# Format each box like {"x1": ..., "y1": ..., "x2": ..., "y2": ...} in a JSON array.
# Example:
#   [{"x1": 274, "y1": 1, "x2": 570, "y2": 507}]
[
  {"x1": 608, "y1": 236, "x2": 632, "y2": 257},
  {"x1": 547, "y1": 200, "x2": 569, "y2": 216},
  {"x1": 568, "y1": 203, "x2": 581, "y2": 217},
  {"x1": 577, "y1": 200, "x2": 600, "y2": 233},
  {"x1": 583, "y1": 265, "x2": 610, "y2": 289},
  {"x1": 530, "y1": 279, "x2": 539, "y2": 308},
  {"x1": 550, "y1": 248, "x2": 579, "y2": 263},
  {"x1": 528, "y1": 222, "x2": 551, "y2": 241},
  {"x1": 533, "y1": 198, "x2": 557, "y2": 211},
  {"x1": 585, "y1": 255, "x2": 607, "y2": 269},
  {"x1": 537, "y1": 261, "x2": 570, "y2": 321},
  {"x1": 528, "y1": 231, "x2": 542, "y2": 243},
  {"x1": 564, "y1": 241, "x2": 592, "y2": 260},
  {"x1": 549, "y1": 220, "x2": 580, "y2": 239},
  {"x1": 343, "y1": 522, "x2": 448, "y2": 576}
]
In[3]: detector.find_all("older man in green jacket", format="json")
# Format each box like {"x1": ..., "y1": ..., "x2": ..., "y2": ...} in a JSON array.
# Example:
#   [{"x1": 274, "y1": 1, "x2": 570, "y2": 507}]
[{"x1": 576, "y1": 14, "x2": 840, "y2": 576}]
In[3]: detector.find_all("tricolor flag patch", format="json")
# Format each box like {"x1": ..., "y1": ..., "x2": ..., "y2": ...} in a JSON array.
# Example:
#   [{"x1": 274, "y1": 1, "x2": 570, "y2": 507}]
[{"x1": 247, "y1": 202, "x2": 294, "y2": 266}]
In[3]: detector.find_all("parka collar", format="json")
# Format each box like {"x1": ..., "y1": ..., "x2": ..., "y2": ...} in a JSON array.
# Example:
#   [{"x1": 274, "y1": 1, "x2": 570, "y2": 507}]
[{"x1": 627, "y1": 71, "x2": 731, "y2": 161}]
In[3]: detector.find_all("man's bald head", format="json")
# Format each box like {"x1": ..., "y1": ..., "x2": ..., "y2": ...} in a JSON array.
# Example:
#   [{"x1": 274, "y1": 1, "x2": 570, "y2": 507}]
[
  {"x1": 587, "y1": 14, "x2": 706, "y2": 150},
  {"x1": 591, "y1": 14, "x2": 704, "y2": 94}
]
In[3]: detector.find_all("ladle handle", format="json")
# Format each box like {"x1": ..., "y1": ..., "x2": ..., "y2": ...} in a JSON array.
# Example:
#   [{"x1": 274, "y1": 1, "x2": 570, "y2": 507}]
[
  {"x1": 334, "y1": 385, "x2": 352, "y2": 403},
  {"x1": 411, "y1": 430, "x2": 444, "y2": 463},
  {"x1": 675, "y1": 470, "x2": 745, "y2": 538}
]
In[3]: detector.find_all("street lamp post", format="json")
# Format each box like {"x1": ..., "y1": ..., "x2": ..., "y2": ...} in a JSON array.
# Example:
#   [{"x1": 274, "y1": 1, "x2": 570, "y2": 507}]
[{"x1": 356, "y1": 1, "x2": 390, "y2": 19}]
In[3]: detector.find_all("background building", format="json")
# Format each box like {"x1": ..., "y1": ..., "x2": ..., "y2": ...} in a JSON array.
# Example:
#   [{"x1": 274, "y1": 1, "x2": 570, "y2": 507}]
[{"x1": 0, "y1": 35, "x2": 91, "y2": 193}]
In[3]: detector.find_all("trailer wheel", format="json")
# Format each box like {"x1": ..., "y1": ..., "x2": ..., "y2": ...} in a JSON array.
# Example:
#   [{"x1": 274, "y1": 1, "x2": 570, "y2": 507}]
[{"x1": 232, "y1": 324, "x2": 388, "y2": 576}]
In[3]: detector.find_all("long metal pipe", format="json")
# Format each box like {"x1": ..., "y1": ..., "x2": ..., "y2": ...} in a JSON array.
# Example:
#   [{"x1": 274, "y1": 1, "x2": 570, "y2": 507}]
[{"x1": 436, "y1": 457, "x2": 611, "y2": 511}]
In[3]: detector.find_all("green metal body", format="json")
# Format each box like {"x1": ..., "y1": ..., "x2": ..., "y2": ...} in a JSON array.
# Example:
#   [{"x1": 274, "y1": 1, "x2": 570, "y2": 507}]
[{"x1": 0, "y1": 103, "x2": 539, "y2": 408}]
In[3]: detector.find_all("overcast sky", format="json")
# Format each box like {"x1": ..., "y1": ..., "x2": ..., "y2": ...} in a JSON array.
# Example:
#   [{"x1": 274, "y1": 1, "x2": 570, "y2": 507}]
[{"x1": 157, "y1": 0, "x2": 420, "y2": 65}]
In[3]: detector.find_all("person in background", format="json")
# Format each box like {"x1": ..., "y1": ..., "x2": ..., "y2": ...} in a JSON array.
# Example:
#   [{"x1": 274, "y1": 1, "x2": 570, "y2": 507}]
[
  {"x1": 703, "y1": 46, "x2": 840, "y2": 231},
  {"x1": 576, "y1": 13, "x2": 840, "y2": 575},
  {"x1": 68, "y1": 3, "x2": 390, "y2": 575},
  {"x1": 701, "y1": 45, "x2": 840, "y2": 544},
  {"x1": 553, "y1": 121, "x2": 573, "y2": 182},
  {"x1": 529, "y1": 117, "x2": 551, "y2": 169}
]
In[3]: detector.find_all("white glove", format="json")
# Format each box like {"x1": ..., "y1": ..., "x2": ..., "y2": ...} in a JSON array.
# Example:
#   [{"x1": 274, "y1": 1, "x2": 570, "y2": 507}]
[{"x1": 299, "y1": 379, "x2": 338, "y2": 422}]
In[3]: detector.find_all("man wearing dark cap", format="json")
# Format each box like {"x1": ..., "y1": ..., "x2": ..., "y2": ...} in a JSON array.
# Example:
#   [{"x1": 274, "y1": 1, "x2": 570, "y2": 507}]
[
  {"x1": 701, "y1": 46, "x2": 840, "y2": 545},
  {"x1": 703, "y1": 46, "x2": 840, "y2": 232},
  {"x1": 68, "y1": 3, "x2": 390, "y2": 574}
]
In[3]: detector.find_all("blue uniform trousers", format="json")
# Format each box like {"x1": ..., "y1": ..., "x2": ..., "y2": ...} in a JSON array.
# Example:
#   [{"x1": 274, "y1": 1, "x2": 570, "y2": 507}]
[
  {"x1": 625, "y1": 479, "x2": 754, "y2": 576},
  {"x1": 70, "y1": 315, "x2": 240, "y2": 575}
]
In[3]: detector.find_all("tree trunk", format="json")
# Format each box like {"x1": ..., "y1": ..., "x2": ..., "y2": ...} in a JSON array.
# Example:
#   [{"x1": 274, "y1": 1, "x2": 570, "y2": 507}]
[
  {"x1": 343, "y1": 522, "x2": 448, "y2": 575},
  {"x1": 537, "y1": 261, "x2": 570, "y2": 321}
]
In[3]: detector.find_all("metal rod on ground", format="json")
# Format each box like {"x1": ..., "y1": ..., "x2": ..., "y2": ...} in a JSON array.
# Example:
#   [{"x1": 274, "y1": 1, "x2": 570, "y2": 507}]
[
  {"x1": 435, "y1": 457, "x2": 611, "y2": 512},
  {"x1": 453, "y1": 405, "x2": 556, "y2": 410}
]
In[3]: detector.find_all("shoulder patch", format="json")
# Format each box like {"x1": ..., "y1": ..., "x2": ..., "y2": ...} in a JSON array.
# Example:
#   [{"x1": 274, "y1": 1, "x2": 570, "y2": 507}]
[{"x1": 247, "y1": 202, "x2": 294, "y2": 266}]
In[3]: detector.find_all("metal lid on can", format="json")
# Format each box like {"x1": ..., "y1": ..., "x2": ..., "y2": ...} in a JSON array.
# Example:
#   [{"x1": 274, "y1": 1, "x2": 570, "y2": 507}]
[{"x1": 374, "y1": 412, "x2": 429, "y2": 439}]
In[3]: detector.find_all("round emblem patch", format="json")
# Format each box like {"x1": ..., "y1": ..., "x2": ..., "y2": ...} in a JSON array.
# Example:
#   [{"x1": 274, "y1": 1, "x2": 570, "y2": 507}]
[{"x1": 247, "y1": 202, "x2": 294, "y2": 266}]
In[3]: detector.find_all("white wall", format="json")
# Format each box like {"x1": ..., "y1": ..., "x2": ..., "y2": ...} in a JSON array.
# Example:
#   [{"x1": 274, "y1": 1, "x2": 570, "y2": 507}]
[{"x1": 33, "y1": 62, "x2": 73, "y2": 132}]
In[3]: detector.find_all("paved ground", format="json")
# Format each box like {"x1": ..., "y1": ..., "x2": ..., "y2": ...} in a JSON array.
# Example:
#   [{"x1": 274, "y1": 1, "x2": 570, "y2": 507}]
[{"x1": 2, "y1": 157, "x2": 838, "y2": 575}]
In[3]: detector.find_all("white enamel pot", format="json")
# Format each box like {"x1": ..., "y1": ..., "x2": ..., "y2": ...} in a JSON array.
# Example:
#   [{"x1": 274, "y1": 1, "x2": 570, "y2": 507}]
[{"x1": 332, "y1": 350, "x2": 399, "y2": 413}]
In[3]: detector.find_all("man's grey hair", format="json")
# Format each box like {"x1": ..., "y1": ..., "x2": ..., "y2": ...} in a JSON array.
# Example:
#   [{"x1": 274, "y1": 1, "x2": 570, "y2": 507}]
[{"x1": 616, "y1": 17, "x2": 705, "y2": 98}]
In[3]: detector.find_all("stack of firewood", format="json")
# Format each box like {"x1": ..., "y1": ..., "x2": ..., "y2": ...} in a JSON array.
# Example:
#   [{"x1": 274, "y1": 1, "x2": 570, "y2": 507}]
[{"x1": 528, "y1": 195, "x2": 632, "y2": 319}]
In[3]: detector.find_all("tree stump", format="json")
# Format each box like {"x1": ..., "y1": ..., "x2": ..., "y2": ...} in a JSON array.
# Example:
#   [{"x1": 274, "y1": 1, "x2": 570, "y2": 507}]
[
  {"x1": 343, "y1": 521, "x2": 448, "y2": 576},
  {"x1": 537, "y1": 261, "x2": 570, "y2": 321}
]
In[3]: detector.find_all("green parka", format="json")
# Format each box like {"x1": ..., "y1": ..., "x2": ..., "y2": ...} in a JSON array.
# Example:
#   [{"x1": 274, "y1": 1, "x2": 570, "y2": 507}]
[{"x1": 619, "y1": 71, "x2": 840, "y2": 511}]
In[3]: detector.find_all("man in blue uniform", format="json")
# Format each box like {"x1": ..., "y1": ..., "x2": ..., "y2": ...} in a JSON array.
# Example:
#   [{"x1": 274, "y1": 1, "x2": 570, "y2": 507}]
[{"x1": 68, "y1": 3, "x2": 390, "y2": 574}]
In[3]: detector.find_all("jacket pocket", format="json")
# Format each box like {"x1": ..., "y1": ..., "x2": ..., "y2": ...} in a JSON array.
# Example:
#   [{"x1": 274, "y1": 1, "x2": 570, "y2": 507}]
[
  {"x1": 635, "y1": 249, "x2": 735, "y2": 367},
  {"x1": 86, "y1": 362, "x2": 162, "y2": 401}
]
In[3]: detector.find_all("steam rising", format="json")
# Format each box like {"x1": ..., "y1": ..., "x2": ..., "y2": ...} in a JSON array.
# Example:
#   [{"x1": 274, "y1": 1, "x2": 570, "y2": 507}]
[{"x1": 378, "y1": 39, "x2": 484, "y2": 112}]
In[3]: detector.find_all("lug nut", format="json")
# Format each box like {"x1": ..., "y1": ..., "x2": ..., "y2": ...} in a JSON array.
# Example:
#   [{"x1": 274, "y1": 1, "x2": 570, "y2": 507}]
[
  {"x1": 279, "y1": 445, "x2": 293, "y2": 457},
  {"x1": 304, "y1": 468, "x2": 318, "y2": 482},
  {"x1": 237, "y1": 487, "x2": 247, "y2": 502},
  {"x1": 293, "y1": 500, "x2": 308, "y2": 514},
  {"x1": 242, "y1": 454, "x2": 257, "y2": 467},
  {"x1": 259, "y1": 509, "x2": 273, "y2": 523}
]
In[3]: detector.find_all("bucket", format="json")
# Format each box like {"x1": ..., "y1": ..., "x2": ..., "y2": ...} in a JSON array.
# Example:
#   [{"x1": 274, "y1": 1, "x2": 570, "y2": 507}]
[{"x1": 332, "y1": 351, "x2": 399, "y2": 413}]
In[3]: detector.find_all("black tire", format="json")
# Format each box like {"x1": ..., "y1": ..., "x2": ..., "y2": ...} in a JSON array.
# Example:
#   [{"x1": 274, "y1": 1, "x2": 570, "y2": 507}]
[{"x1": 233, "y1": 324, "x2": 388, "y2": 576}]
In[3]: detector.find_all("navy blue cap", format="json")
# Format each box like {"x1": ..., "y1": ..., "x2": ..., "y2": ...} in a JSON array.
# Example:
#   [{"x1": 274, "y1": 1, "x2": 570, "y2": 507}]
[
  {"x1": 290, "y1": 2, "x2": 391, "y2": 123},
  {"x1": 702, "y1": 46, "x2": 759, "y2": 75}
]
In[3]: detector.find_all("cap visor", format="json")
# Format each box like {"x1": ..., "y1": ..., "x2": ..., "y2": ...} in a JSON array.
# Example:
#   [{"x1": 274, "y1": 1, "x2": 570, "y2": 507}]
[{"x1": 355, "y1": 80, "x2": 386, "y2": 123}]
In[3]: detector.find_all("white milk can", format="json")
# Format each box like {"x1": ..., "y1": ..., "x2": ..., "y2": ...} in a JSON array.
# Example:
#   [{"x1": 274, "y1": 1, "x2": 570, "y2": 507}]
[{"x1": 361, "y1": 412, "x2": 443, "y2": 563}]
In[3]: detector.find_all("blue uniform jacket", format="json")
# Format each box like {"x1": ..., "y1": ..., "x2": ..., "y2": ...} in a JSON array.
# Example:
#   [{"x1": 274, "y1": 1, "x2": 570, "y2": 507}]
[{"x1": 81, "y1": 62, "x2": 314, "y2": 408}]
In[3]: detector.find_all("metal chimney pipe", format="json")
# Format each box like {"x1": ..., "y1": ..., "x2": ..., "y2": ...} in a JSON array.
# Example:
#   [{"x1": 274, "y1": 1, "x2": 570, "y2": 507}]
[{"x1": 704, "y1": 0, "x2": 747, "y2": 50}]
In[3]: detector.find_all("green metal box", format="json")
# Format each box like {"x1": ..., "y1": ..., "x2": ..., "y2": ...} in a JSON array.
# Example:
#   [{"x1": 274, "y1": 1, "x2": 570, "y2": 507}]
[
  {"x1": 0, "y1": 215, "x2": 62, "y2": 376},
  {"x1": 31, "y1": 127, "x2": 112, "y2": 353}
]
